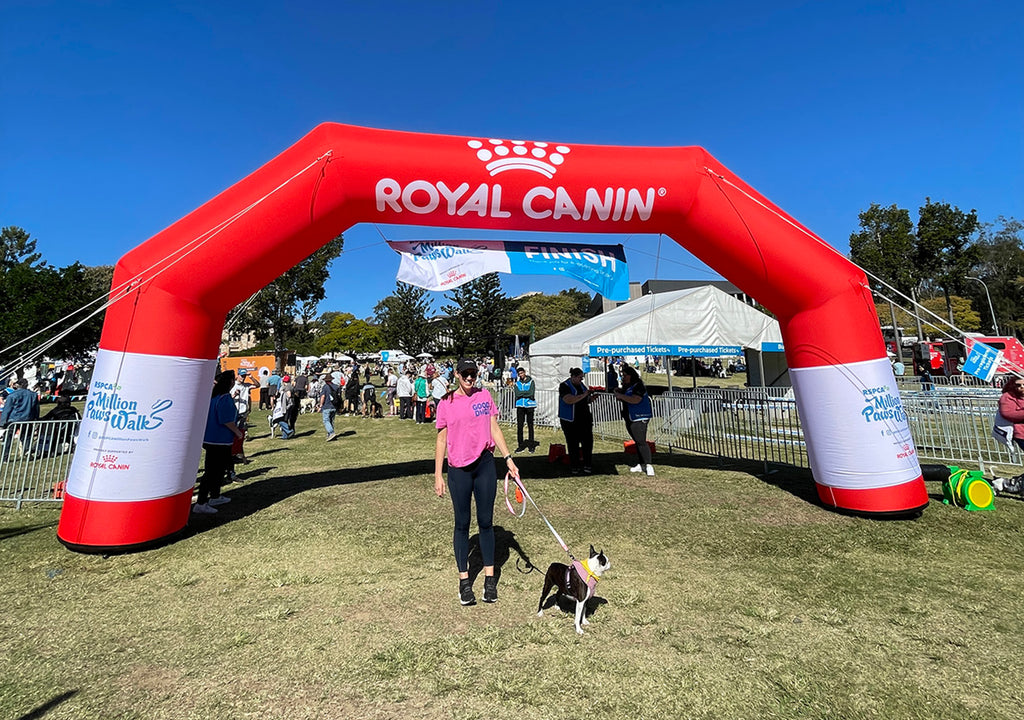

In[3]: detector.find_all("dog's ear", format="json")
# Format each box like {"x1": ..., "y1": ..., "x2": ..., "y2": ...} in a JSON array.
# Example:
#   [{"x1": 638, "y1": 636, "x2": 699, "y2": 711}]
[{"x1": 589, "y1": 544, "x2": 596, "y2": 557}]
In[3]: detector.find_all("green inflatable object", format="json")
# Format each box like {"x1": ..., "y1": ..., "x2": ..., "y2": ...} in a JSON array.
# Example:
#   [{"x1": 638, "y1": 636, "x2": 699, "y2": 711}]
[{"x1": 943, "y1": 466, "x2": 996, "y2": 511}]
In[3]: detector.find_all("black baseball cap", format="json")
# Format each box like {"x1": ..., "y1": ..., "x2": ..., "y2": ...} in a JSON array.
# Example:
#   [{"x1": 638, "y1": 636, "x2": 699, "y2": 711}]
[
  {"x1": 569, "y1": 367, "x2": 585, "y2": 377},
  {"x1": 456, "y1": 359, "x2": 477, "y2": 374}
]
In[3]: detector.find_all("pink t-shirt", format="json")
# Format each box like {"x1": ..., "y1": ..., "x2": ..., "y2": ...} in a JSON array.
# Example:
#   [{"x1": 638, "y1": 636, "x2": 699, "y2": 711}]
[{"x1": 435, "y1": 388, "x2": 498, "y2": 468}]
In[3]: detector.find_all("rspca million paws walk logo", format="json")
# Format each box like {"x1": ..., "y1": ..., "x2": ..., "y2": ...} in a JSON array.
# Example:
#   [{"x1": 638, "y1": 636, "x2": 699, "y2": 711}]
[{"x1": 374, "y1": 136, "x2": 662, "y2": 223}]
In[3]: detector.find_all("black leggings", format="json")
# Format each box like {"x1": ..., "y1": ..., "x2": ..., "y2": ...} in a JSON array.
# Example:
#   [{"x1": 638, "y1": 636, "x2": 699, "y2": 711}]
[
  {"x1": 560, "y1": 419, "x2": 593, "y2": 469},
  {"x1": 625, "y1": 418, "x2": 653, "y2": 467},
  {"x1": 447, "y1": 450, "x2": 497, "y2": 572}
]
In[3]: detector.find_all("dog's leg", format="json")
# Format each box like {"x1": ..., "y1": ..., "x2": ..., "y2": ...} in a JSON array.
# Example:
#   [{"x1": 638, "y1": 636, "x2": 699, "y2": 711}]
[
  {"x1": 574, "y1": 599, "x2": 586, "y2": 634},
  {"x1": 537, "y1": 575, "x2": 554, "y2": 617}
]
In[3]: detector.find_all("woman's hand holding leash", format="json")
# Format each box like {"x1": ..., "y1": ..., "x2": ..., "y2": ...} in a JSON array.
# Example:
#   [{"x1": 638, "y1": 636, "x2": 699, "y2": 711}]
[
  {"x1": 504, "y1": 455, "x2": 519, "y2": 479},
  {"x1": 434, "y1": 472, "x2": 446, "y2": 498}
]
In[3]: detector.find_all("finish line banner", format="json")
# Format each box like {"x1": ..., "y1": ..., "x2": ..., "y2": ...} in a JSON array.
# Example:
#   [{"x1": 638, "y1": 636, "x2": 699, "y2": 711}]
[
  {"x1": 590, "y1": 344, "x2": 743, "y2": 357},
  {"x1": 388, "y1": 239, "x2": 629, "y2": 300}
]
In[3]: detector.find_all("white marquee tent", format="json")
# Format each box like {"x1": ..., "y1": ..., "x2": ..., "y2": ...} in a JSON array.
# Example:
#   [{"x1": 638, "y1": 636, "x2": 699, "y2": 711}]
[{"x1": 528, "y1": 286, "x2": 785, "y2": 421}]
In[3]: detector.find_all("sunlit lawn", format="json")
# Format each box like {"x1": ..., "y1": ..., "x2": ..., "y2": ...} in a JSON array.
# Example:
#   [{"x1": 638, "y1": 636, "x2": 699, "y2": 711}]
[{"x1": 2, "y1": 406, "x2": 1024, "y2": 719}]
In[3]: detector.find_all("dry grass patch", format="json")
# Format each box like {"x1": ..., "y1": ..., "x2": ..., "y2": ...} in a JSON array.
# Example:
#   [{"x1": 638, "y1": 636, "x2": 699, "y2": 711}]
[{"x1": 3, "y1": 409, "x2": 1024, "y2": 719}]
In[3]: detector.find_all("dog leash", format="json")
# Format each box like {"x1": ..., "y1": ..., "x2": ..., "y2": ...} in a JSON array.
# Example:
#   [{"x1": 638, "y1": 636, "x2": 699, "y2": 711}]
[{"x1": 504, "y1": 472, "x2": 573, "y2": 558}]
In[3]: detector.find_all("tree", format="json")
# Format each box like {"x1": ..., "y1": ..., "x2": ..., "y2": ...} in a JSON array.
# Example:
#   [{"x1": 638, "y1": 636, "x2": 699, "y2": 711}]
[
  {"x1": 507, "y1": 290, "x2": 589, "y2": 341},
  {"x1": 0, "y1": 227, "x2": 111, "y2": 366},
  {"x1": 916, "y1": 199, "x2": 980, "y2": 323},
  {"x1": 442, "y1": 274, "x2": 512, "y2": 358},
  {"x1": 874, "y1": 295, "x2": 980, "y2": 337},
  {"x1": 231, "y1": 235, "x2": 344, "y2": 370},
  {"x1": 970, "y1": 217, "x2": 1024, "y2": 336},
  {"x1": 848, "y1": 204, "x2": 917, "y2": 295},
  {"x1": 374, "y1": 282, "x2": 434, "y2": 354},
  {"x1": 314, "y1": 312, "x2": 382, "y2": 355}
]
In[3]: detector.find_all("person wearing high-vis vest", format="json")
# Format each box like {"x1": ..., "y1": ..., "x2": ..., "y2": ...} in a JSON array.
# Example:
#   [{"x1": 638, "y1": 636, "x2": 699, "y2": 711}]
[
  {"x1": 513, "y1": 366, "x2": 537, "y2": 453},
  {"x1": 614, "y1": 364, "x2": 655, "y2": 476},
  {"x1": 558, "y1": 367, "x2": 596, "y2": 474}
]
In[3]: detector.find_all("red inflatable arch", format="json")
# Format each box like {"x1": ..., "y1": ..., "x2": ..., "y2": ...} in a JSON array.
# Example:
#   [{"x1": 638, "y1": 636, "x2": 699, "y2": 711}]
[{"x1": 58, "y1": 124, "x2": 927, "y2": 551}]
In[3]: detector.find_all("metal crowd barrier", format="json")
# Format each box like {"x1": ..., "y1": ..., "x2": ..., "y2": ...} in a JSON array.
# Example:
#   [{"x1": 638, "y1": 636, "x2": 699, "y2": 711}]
[
  {"x1": 495, "y1": 384, "x2": 1023, "y2": 475},
  {"x1": 0, "y1": 419, "x2": 79, "y2": 508},
  {"x1": 900, "y1": 390, "x2": 1020, "y2": 471},
  {"x1": 4, "y1": 387, "x2": 1020, "y2": 509}
]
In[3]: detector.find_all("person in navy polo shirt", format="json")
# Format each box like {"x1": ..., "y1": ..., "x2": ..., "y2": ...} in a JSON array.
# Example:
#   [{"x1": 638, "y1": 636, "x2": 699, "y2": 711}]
[
  {"x1": 513, "y1": 366, "x2": 537, "y2": 453},
  {"x1": 193, "y1": 371, "x2": 243, "y2": 515}
]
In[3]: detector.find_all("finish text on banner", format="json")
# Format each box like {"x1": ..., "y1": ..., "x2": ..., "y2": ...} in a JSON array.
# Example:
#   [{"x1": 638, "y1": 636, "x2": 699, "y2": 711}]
[{"x1": 388, "y1": 239, "x2": 629, "y2": 300}]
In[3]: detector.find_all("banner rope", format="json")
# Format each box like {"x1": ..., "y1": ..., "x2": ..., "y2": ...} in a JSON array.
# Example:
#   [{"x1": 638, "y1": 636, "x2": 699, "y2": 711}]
[{"x1": 0, "y1": 152, "x2": 333, "y2": 383}]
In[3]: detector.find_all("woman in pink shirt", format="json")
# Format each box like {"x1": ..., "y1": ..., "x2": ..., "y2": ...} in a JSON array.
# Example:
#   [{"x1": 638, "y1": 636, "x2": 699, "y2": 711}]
[
  {"x1": 998, "y1": 376, "x2": 1024, "y2": 451},
  {"x1": 435, "y1": 358, "x2": 519, "y2": 606}
]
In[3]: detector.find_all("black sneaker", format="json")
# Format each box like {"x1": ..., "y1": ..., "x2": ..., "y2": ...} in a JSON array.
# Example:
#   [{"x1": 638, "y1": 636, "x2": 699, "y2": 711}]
[
  {"x1": 483, "y1": 575, "x2": 498, "y2": 603},
  {"x1": 459, "y1": 578, "x2": 476, "y2": 606}
]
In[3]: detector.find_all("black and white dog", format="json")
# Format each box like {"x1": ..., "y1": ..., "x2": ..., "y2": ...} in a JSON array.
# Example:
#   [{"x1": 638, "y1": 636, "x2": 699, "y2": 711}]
[{"x1": 537, "y1": 545, "x2": 610, "y2": 634}]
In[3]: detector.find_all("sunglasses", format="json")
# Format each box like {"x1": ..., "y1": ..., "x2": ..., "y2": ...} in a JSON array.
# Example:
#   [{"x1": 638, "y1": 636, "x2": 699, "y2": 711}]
[{"x1": 460, "y1": 370, "x2": 478, "y2": 380}]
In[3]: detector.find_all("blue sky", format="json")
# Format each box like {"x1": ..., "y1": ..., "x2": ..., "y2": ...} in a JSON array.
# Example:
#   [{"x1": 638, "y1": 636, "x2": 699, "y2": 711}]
[{"x1": 3, "y1": 1, "x2": 1020, "y2": 321}]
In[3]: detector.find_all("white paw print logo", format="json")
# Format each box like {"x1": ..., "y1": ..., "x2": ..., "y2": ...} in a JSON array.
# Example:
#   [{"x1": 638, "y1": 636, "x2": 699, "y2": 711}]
[{"x1": 467, "y1": 139, "x2": 570, "y2": 179}]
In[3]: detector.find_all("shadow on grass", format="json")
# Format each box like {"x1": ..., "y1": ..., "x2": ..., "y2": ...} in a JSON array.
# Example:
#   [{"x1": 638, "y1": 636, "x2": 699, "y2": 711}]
[
  {"x1": 182, "y1": 448, "x2": 827, "y2": 546},
  {"x1": 542, "y1": 592, "x2": 609, "y2": 622},
  {"x1": 181, "y1": 458, "x2": 436, "y2": 540},
  {"x1": 0, "y1": 520, "x2": 58, "y2": 542},
  {"x1": 505, "y1": 448, "x2": 824, "y2": 508},
  {"x1": 16, "y1": 689, "x2": 77, "y2": 720},
  {"x1": 466, "y1": 525, "x2": 538, "y2": 583},
  {"x1": 246, "y1": 448, "x2": 289, "y2": 459}
]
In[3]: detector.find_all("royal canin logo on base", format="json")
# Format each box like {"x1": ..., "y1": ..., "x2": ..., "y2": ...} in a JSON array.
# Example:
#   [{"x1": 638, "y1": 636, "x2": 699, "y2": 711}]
[{"x1": 374, "y1": 137, "x2": 664, "y2": 222}]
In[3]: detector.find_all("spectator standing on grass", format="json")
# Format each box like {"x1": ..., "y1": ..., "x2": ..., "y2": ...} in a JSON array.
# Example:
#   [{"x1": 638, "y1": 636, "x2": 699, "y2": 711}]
[
  {"x1": 228, "y1": 369, "x2": 257, "y2": 473},
  {"x1": 293, "y1": 370, "x2": 309, "y2": 404},
  {"x1": 307, "y1": 375, "x2": 323, "y2": 409},
  {"x1": 430, "y1": 370, "x2": 448, "y2": 418},
  {"x1": 271, "y1": 375, "x2": 295, "y2": 439},
  {"x1": 258, "y1": 370, "x2": 271, "y2": 410},
  {"x1": 318, "y1": 373, "x2": 340, "y2": 441},
  {"x1": 267, "y1": 369, "x2": 282, "y2": 410},
  {"x1": 558, "y1": 367, "x2": 596, "y2": 475},
  {"x1": 397, "y1": 370, "x2": 415, "y2": 420},
  {"x1": 614, "y1": 364, "x2": 655, "y2": 477},
  {"x1": 434, "y1": 358, "x2": 519, "y2": 606},
  {"x1": 513, "y1": 366, "x2": 537, "y2": 453},
  {"x1": 605, "y1": 359, "x2": 619, "y2": 393},
  {"x1": 385, "y1": 367, "x2": 398, "y2": 416},
  {"x1": 0, "y1": 378, "x2": 40, "y2": 461},
  {"x1": 345, "y1": 368, "x2": 361, "y2": 415},
  {"x1": 361, "y1": 380, "x2": 376, "y2": 418},
  {"x1": 282, "y1": 374, "x2": 301, "y2": 433},
  {"x1": 414, "y1": 369, "x2": 430, "y2": 423},
  {"x1": 194, "y1": 371, "x2": 242, "y2": 515}
]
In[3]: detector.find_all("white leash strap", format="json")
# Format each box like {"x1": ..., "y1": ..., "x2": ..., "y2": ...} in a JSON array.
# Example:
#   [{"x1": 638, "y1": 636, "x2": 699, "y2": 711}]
[{"x1": 504, "y1": 472, "x2": 570, "y2": 554}]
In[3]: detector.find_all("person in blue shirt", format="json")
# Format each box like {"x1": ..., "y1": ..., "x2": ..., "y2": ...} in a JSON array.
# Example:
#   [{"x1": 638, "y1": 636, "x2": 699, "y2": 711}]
[
  {"x1": 613, "y1": 364, "x2": 655, "y2": 476},
  {"x1": 513, "y1": 366, "x2": 537, "y2": 453},
  {"x1": 1, "y1": 378, "x2": 40, "y2": 461},
  {"x1": 558, "y1": 368, "x2": 596, "y2": 474},
  {"x1": 194, "y1": 370, "x2": 243, "y2": 515}
]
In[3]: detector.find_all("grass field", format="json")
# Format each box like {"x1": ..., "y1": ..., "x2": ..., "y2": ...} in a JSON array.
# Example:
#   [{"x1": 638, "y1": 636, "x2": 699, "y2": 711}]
[{"x1": 3, "y1": 407, "x2": 1024, "y2": 720}]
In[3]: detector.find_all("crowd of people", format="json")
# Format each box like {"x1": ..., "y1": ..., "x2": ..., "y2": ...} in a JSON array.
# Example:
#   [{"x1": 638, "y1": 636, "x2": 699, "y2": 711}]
[{"x1": 0, "y1": 375, "x2": 82, "y2": 462}]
